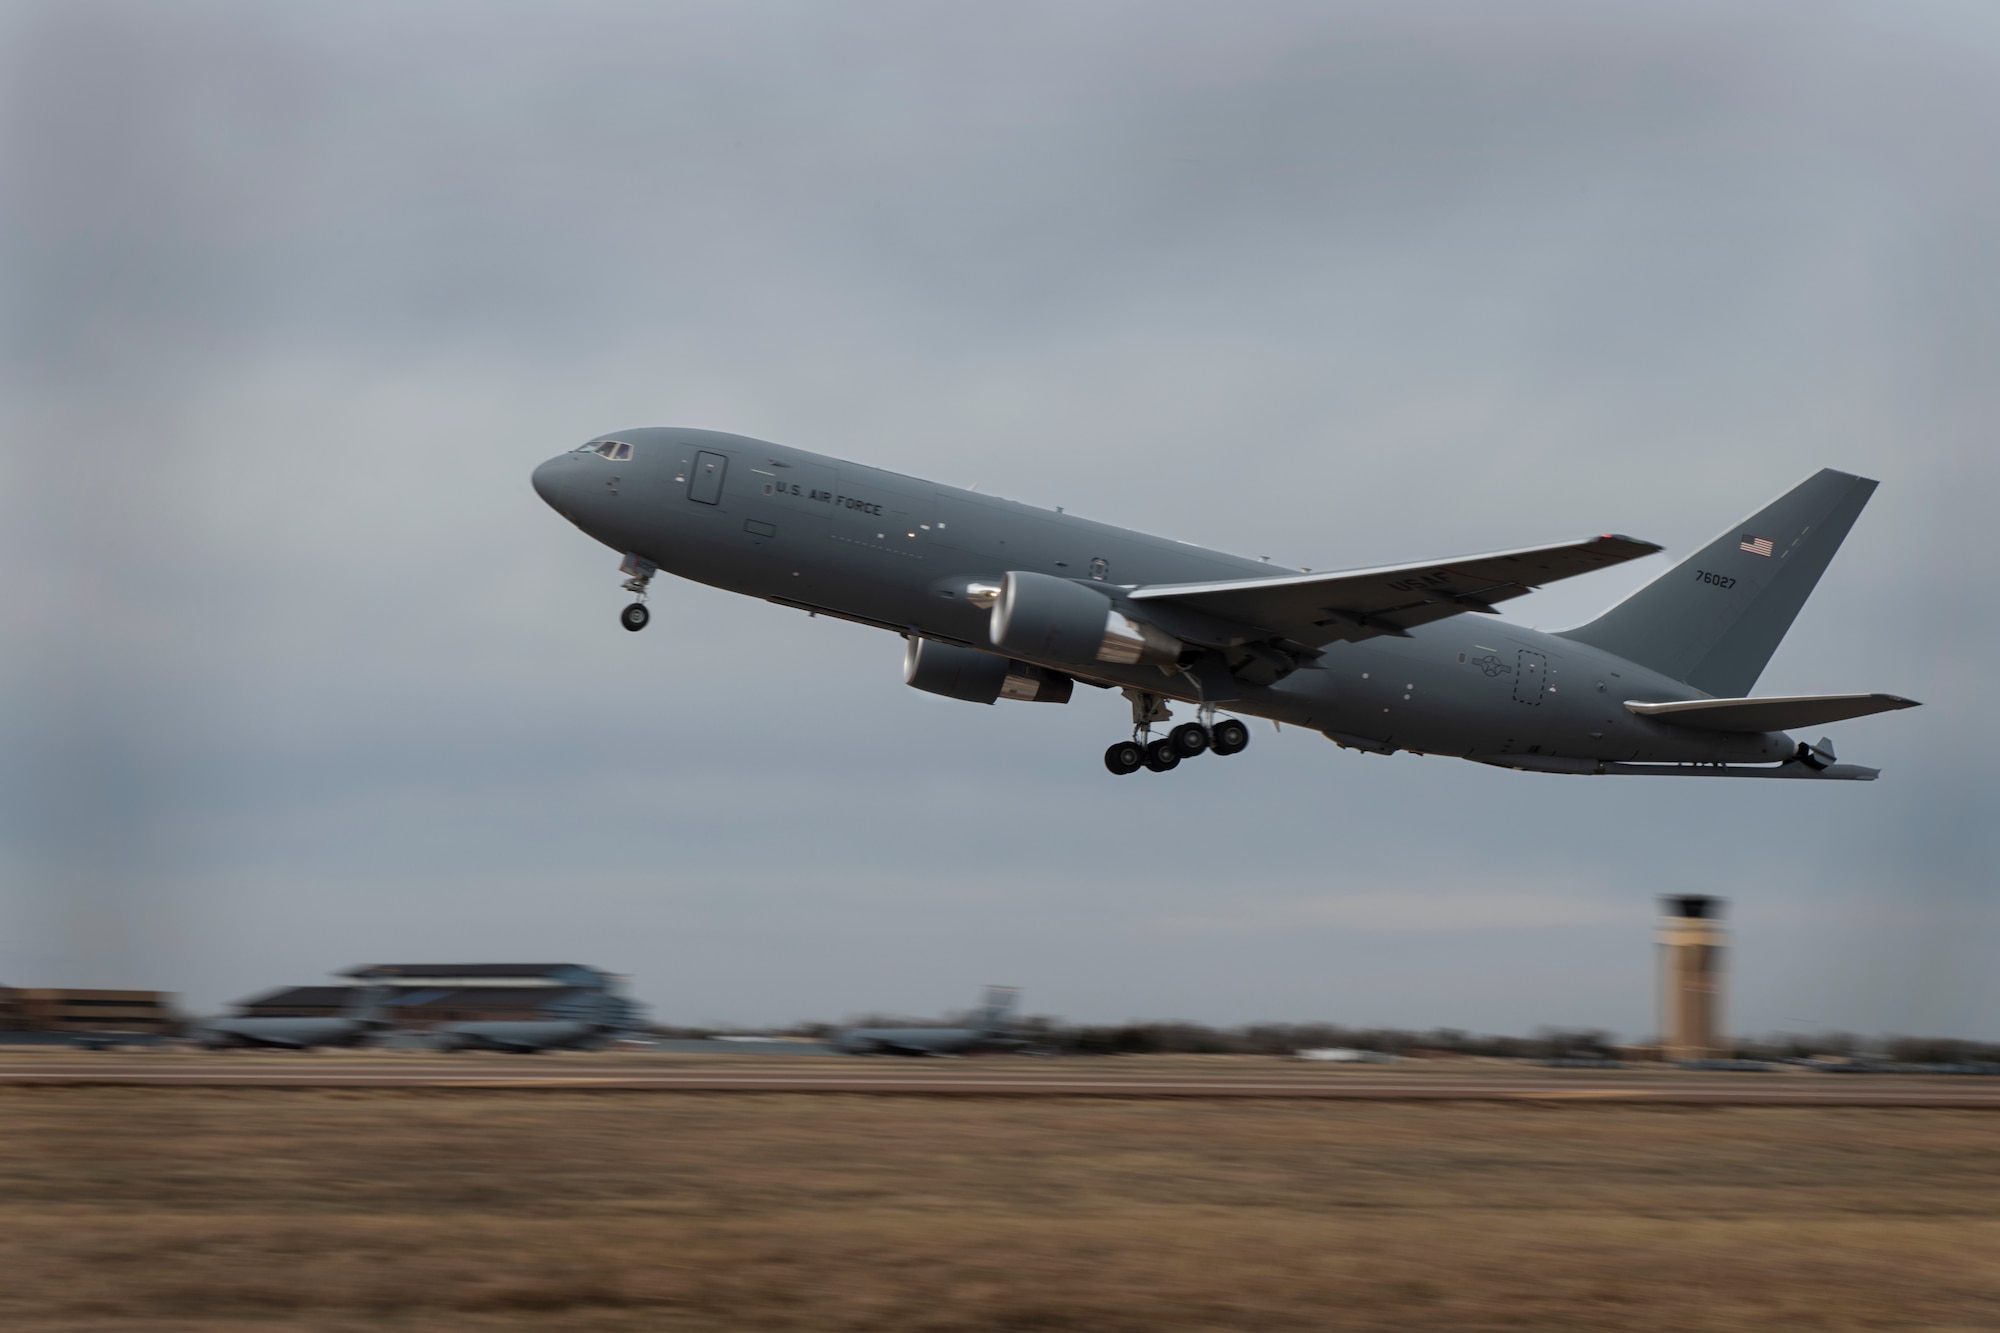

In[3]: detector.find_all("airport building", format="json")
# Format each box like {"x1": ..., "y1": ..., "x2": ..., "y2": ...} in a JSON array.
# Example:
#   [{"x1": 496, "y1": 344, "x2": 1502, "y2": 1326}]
[
  {"x1": 232, "y1": 962, "x2": 645, "y2": 1030},
  {"x1": 0, "y1": 987, "x2": 179, "y2": 1035}
]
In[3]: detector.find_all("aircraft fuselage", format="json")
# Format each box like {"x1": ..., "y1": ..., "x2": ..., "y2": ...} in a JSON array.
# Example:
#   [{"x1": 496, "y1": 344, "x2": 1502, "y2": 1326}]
[{"x1": 531, "y1": 428, "x2": 1804, "y2": 770}]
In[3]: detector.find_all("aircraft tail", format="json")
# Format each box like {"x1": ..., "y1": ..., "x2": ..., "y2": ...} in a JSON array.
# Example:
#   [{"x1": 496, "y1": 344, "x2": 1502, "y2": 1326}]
[
  {"x1": 345, "y1": 985, "x2": 394, "y2": 1025},
  {"x1": 976, "y1": 986, "x2": 1019, "y2": 1033},
  {"x1": 1558, "y1": 469, "x2": 1877, "y2": 697}
]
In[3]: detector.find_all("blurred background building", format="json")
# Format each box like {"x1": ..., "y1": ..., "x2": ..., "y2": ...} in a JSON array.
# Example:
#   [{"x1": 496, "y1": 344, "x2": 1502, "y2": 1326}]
[
  {"x1": 231, "y1": 962, "x2": 645, "y2": 1030},
  {"x1": 0, "y1": 987, "x2": 178, "y2": 1035}
]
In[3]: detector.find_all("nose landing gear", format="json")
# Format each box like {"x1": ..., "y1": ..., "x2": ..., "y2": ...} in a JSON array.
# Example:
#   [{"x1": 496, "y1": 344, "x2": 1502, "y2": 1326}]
[{"x1": 618, "y1": 555, "x2": 656, "y2": 632}]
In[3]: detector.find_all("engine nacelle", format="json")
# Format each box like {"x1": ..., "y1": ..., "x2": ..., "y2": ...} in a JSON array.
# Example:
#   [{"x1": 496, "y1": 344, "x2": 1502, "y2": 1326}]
[
  {"x1": 989, "y1": 570, "x2": 1182, "y2": 668},
  {"x1": 904, "y1": 638, "x2": 1072, "y2": 704}
]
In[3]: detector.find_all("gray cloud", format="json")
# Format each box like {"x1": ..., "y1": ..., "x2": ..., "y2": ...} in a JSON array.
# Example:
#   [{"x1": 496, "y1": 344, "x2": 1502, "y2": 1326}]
[{"x1": 3, "y1": 0, "x2": 1995, "y2": 1037}]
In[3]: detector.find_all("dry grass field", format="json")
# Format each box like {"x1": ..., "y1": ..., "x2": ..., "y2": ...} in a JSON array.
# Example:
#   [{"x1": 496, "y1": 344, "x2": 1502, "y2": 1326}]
[{"x1": 7, "y1": 1085, "x2": 2000, "y2": 1331}]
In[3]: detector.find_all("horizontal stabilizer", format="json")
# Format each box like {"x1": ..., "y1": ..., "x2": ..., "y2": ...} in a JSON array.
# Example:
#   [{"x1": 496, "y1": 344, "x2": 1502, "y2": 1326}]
[
  {"x1": 1625, "y1": 693, "x2": 1920, "y2": 733},
  {"x1": 1129, "y1": 534, "x2": 1661, "y2": 646}
]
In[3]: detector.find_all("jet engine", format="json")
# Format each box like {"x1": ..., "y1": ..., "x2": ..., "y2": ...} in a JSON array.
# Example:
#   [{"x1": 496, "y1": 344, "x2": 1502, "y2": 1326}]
[
  {"x1": 904, "y1": 637, "x2": 1073, "y2": 704},
  {"x1": 988, "y1": 570, "x2": 1183, "y2": 667}
]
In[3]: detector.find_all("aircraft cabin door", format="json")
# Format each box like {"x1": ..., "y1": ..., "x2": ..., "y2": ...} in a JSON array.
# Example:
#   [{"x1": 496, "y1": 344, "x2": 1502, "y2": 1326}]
[{"x1": 688, "y1": 452, "x2": 727, "y2": 505}]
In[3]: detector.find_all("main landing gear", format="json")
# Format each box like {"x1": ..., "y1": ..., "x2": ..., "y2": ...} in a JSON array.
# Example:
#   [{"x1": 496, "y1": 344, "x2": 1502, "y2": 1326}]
[
  {"x1": 1103, "y1": 694, "x2": 1251, "y2": 775},
  {"x1": 618, "y1": 555, "x2": 656, "y2": 632}
]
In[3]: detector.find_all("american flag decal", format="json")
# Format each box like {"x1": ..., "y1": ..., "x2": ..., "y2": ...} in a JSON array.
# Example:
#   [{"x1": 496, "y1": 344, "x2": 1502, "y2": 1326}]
[{"x1": 1740, "y1": 534, "x2": 1775, "y2": 557}]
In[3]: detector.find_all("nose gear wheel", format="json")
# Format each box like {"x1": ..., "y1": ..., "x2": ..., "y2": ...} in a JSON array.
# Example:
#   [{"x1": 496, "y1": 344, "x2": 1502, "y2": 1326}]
[{"x1": 617, "y1": 556, "x2": 655, "y2": 631}]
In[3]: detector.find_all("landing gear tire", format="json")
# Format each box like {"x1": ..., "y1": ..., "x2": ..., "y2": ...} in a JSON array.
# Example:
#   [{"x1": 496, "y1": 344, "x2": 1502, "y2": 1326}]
[
  {"x1": 620, "y1": 602, "x2": 650, "y2": 632},
  {"x1": 1104, "y1": 741, "x2": 1144, "y2": 775},
  {"x1": 1210, "y1": 718, "x2": 1250, "y2": 756},
  {"x1": 1168, "y1": 722, "x2": 1210, "y2": 757},
  {"x1": 1143, "y1": 738, "x2": 1181, "y2": 772}
]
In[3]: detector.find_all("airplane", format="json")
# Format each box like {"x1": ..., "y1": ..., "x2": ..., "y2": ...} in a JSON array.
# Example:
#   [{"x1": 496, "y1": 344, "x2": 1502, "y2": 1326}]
[
  {"x1": 531, "y1": 429, "x2": 1917, "y2": 778},
  {"x1": 834, "y1": 986, "x2": 1030, "y2": 1057},
  {"x1": 434, "y1": 993, "x2": 629, "y2": 1054},
  {"x1": 194, "y1": 986, "x2": 393, "y2": 1051}
]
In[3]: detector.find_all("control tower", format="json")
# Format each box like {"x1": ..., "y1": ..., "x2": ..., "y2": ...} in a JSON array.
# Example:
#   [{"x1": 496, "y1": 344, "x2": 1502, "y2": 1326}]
[{"x1": 1658, "y1": 896, "x2": 1726, "y2": 1061}]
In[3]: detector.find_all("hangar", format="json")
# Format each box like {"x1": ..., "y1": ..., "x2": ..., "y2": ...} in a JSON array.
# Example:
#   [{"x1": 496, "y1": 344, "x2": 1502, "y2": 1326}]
[
  {"x1": 232, "y1": 963, "x2": 645, "y2": 1031},
  {"x1": 0, "y1": 987, "x2": 178, "y2": 1036}
]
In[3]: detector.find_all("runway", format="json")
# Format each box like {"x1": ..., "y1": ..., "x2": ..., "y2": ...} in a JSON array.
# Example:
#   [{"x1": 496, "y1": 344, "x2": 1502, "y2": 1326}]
[{"x1": 7, "y1": 1054, "x2": 2000, "y2": 1106}]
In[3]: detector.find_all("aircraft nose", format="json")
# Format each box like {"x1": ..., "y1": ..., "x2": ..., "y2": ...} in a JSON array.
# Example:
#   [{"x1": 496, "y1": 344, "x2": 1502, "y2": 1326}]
[{"x1": 531, "y1": 455, "x2": 571, "y2": 509}]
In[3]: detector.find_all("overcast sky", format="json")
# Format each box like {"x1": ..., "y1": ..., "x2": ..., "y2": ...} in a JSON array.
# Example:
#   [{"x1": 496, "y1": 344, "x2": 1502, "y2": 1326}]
[{"x1": 4, "y1": 1, "x2": 1996, "y2": 1038}]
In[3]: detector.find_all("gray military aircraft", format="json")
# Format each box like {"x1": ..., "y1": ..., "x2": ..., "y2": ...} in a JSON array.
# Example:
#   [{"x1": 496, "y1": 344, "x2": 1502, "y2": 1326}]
[
  {"x1": 834, "y1": 986, "x2": 1028, "y2": 1057},
  {"x1": 435, "y1": 993, "x2": 627, "y2": 1054},
  {"x1": 195, "y1": 986, "x2": 393, "y2": 1051},
  {"x1": 532, "y1": 430, "x2": 1916, "y2": 778}
]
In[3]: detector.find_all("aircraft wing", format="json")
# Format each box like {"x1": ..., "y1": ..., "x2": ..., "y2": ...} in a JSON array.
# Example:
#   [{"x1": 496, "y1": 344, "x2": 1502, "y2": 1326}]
[
  {"x1": 1128, "y1": 534, "x2": 1662, "y2": 646},
  {"x1": 1625, "y1": 693, "x2": 1920, "y2": 733},
  {"x1": 861, "y1": 1039, "x2": 948, "y2": 1057}
]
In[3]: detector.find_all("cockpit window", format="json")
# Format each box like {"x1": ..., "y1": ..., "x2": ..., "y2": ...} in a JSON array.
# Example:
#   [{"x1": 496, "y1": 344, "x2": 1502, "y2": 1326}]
[{"x1": 582, "y1": 440, "x2": 633, "y2": 461}]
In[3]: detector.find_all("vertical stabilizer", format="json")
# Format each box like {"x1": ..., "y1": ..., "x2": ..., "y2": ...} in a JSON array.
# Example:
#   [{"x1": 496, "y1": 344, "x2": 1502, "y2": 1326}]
[
  {"x1": 976, "y1": 986, "x2": 1019, "y2": 1034},
  {"x1": 1558, "y1": 469, "x2": 1876, "y2": 696},
  {"x1": 346, "y1": 985, "x2": 393, "y2": 1025}
]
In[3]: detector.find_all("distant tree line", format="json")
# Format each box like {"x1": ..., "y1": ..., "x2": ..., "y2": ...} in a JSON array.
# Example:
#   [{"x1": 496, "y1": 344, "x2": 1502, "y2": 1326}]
[{"x1": 675, "y1": 1016, "x2": 1997, "y2": 1061}]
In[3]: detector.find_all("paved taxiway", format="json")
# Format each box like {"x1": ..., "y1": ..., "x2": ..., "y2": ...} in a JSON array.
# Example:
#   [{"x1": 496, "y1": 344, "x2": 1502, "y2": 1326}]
[{"x1": 6, "y1": 1054, "x2": 2000, "y2": 1106}]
